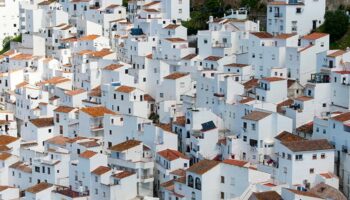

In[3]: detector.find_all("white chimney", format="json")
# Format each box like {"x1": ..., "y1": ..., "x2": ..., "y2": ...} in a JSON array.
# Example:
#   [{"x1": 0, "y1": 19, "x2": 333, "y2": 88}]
[{"x1": 209, "y1": 16, "x2": 213, "y2": 23}]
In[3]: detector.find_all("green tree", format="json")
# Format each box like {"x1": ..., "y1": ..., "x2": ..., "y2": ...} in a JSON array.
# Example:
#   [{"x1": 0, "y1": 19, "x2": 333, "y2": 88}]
[
  {"x1": 324, "y1": 10, "x2": 349, "y2": 42},
  {"x1": 2, "y1": 36, "x2": 12, "y2": 50}
]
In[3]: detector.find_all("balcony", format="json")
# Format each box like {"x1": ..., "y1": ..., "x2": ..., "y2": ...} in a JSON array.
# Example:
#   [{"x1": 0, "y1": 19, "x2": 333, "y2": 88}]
[{"x1": 308, "y1": 73, "x2": 330, "y2": 84}]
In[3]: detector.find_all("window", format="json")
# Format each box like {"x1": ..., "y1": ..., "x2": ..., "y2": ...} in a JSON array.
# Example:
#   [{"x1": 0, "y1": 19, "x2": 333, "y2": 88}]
[
  {"x1": 48, "y1": 167, "x2": 50, "y2": 174},
  {"x1": 221, "y1": 192, "x2": 225, "y2": 199},
  {"x1": 195, "y1": 178, "x2": 201, "y2": 190},
  {"x1": 220, "y1": 176, "x2": 225, "y2": 183},
  {"x1": 321, "y1": 153, "x2": 326, "y2": 159},
  {"x1": 287, "y1": 154, "x2": 292, "y2": 160},
  {"x1": 312, "y1": 154, "x2": 317, "y2": 160},
  {"x1": 310, "y1": 168, "x2": 314, "y2": 174},
  {"x1": 251, "y1": 124, "x2": 255, "y2": 130},
  {"x1": 295, "y1": 154, "x2": 303, "y2": 161},
  {"x1": 35, "y1": 166, "x2": 40, "y2": 172},
  {"x1": 188, "y1": 175, "x2": 194, "y2": 187},
  {"x1": 296, "y1": 7, "x2": 301, "y2": 13}
]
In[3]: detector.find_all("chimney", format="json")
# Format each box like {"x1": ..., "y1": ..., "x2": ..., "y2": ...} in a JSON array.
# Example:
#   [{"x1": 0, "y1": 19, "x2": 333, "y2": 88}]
[{"x1": 209, "y1": 16, "x2": 213, "y2": 23}]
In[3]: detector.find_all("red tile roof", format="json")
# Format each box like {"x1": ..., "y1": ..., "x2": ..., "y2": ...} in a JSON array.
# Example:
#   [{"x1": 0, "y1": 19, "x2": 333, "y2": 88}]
[
  {"x1": 302, "y1": 32, "x2": 328, "y2": 40},
  {"x1": 164, "y1": 72, "x2": 189, "y2": 80},
  {"x1": 115, "y1": 85, "x2": 135, "y2": 93},
  {"x1": 26, "y1": 182, "x2": 53, "y2": 194},
  {"x1": 158, "y1": 149, "x2": 188, "y2": 161},
  {"x1": 30, "y1": 117, "x2": 54, "y2": 128},
  {"x1": 91, "y1": 166, "x2": 111, "y2": 175},
  {"x1": 187, "y1": 159, "x2": 220, "y2": 175},
  {"x1": 222, "y1": 159, "x2": 248, "y2": 167},
  {"x1": 80, "y1": 106, "x2": 116, "y2": 117},
  {"x1": 79, "y1": 150, "x2": 97, "y2": 159},
  {"x1": 109, "y1": 140, "x2": 141, "y2": 152}
]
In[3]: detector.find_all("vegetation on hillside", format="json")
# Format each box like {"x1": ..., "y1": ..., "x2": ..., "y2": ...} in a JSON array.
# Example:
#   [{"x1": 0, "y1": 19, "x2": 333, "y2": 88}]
[
  {"x1": 183, "y1": 0, "x2": 265, "y2": 35},
  {"x1": 0, "y1": 34, "x2": 22, "y2": 54}
]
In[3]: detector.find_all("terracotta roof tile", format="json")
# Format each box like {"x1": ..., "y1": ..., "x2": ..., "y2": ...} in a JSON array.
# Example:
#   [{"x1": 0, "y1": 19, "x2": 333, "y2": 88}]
[
  {"x1": 174, "y1": 116, "x2": 186, "y2": 126},
  {"x1": 295, "y1": 96, "x2": 313, "y2": 101},
  {"x1": 78, "y1": 34, "x2": 100, "y2": 41},
  {"x1": 222, "y1": 159, "x2": 248, "y2": 167},
  {"x1": 54, "y1": 106, "x2": 75, "y2": 113},
  {"x1": 65, "y1": 89, "x2": 86, "y2": 96},
  {"x1": 204, "y1": 56, "x2": 222, "y2": 61},
  {"x1": 328, "y1": 50, "x2": 345, "y2": 58},
  {"x1": 282, "y1": 139, "x2": 334, "y2": 152},
  {"x1": 252, "y1": 191, "x2": 282, "y2": 200},
  {"x1": 251, "y1": 32, "x2": 273, "y2": 39},
  {"x1": 37, "y1": 76, "x2": 70, "y2": 86},
  {"x1": 165, "y1": 38, "x2": 186, "y2": 43},
  {"x1": 143, "y1": 8, "x2": 159, "y2": 12},
  {"x1": 46, "y1": 136, "x2": 71, "y2": 146},
  {"x1": 164, "y1": 72, "x2": 189, "y2": 80},
  {"x1": 114, "y1": 171, "x2": 135, "y2": 179},
  {"x1": 26, "y1": 182, "x2": 53, "y2": 194},
  {"x1": 143, "y1": 1, "x2": 160, "y2": 6},
  {"x1": 0, "y1": 135, "x2": 19, "y2": 146},
  {"x1": 9, "y1": 161, "x2": 32, "y2": 173},
  {"x1": 225, "y1": 63, "x2": 249, "y2": 68},
  {"x1": 115, "y1": 85, "x2": 135, "y2": 93},
  {"x1": 170, "y1": 169, "x2": 186, "y2": 176},
  {"x1": 261, "y1": 77, "x2": 285, "y2": 82},
  {"x1": 243, "y1": 79, "x2": 259, "y2": 89},
  {"x1": 144, "y1": 94, "x2": 155, "y2": 101},
  {"x1": 79, "y1": 150, "x2": 97, "y2": 159},
  {"x1": 103, "y1": 64, "x2": 124, "y2": 70},
  {"x1": 277, "y1": 98, "x2": 293, "y2": 114},
  {"x1": 187, "y1": 159, "x2": 220, "y2": 175},
  {"x1": 91, "y1": 166, "x2": 111, "y2": 175},
  {"x1": 80, "y1": 106, "x2": 116, "y2": 117},
  {"x1": 11, "y1": 54, "x2": 33, "y2": 60},
  {"x1": 164, "y1": 24, "x2": 180, "y2": 29},
  {"x1": 158, "y1": 149, "x2": 188, "y2": 161},
  {"x1": 155, "y1": 123, "x2": 173, "y2": 132},
  {"x1": 302, "y1": 32, "x2": 328, "y2": 40},
  {"x1": 332, "y1": 112, "x2": 350, "y2": 122},
  {"x1": 30, "y1": 117, "x2": 54, "y2": 128},
  {"x1": 0, "y1": 186, "x2": 14, "y2": 192},
  {"x1": 274, "y1": 33, "x2": 297, "y2": 39},
  {"x1": 109, "y1": 140, "x2": 141, "y2": 152},
  {"x1": 242, "y1": 111, "x2": 271, "y2": 121},
  {"x1": 275, "y1": 131, "x2": 304, "y2": 142},
  {"x1": 296, "y1": 122, "x2": 313, "y2": 134},
  {"x1": 182, "y1": 53, "x2": 197, "y2": 60},
  {"x1": 0, "y1": 152, "x2": 12, "y2": 160}
]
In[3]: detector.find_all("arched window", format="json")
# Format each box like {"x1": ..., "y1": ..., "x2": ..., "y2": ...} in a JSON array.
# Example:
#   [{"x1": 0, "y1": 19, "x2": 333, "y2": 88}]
[
  {"x1": 187, "y1": 175, "x2": 193, "y2": 187},
  {"x1": 195, "y1": 177, "x2": 201, "y2": 190},
  {"x1": 186, "y1": 118, "x2": 191, "y2": 124}
]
